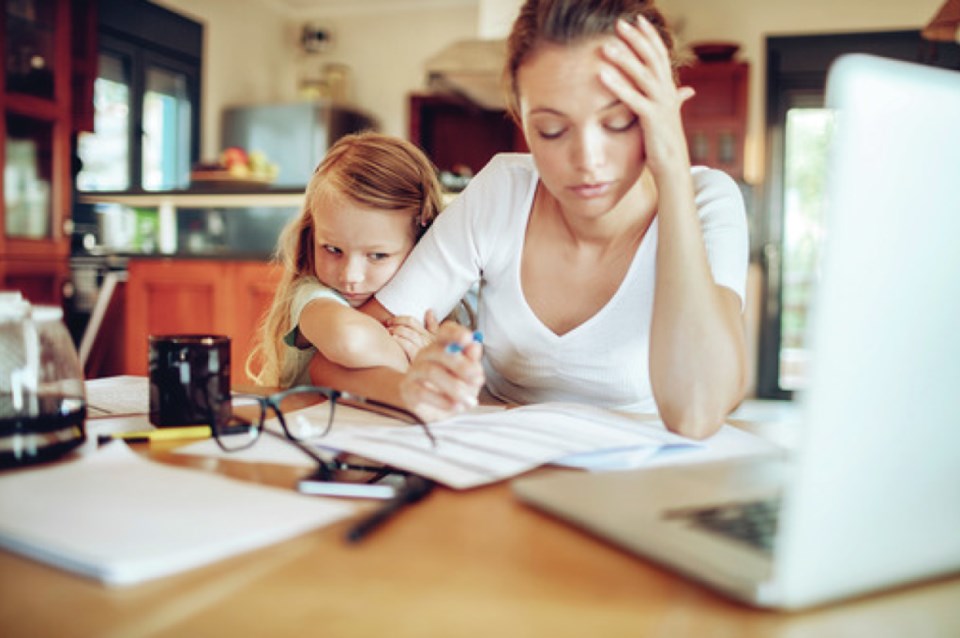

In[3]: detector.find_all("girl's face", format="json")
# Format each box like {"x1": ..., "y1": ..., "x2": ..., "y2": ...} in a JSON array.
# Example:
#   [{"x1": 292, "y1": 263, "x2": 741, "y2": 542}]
[
  {"x1": 517, "y1": 37, "x2": 645, "y2": 219},
  {"x1": 310, "y1": 187, "x2": 416, "y2": 307}
]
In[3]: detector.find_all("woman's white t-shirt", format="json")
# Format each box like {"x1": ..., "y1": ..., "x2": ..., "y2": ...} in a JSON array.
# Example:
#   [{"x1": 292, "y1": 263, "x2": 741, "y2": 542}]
[{"x1": 377, "y1": 153, "x2": 748, "y2": 413}]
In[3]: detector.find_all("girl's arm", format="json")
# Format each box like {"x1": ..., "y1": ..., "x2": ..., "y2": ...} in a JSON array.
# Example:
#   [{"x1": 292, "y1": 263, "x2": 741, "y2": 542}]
[
  {"x1": 299, "y1": 298, "x2": 409, "y2": 371},
  {"x1": 601, "y1": 16, "x2": 747, "y2": 439}
]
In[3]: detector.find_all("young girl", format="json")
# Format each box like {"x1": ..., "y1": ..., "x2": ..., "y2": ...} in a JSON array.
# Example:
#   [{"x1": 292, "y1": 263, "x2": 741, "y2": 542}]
[{"x1": 246, "y1": 132, "x2": 444, "y2": 388}]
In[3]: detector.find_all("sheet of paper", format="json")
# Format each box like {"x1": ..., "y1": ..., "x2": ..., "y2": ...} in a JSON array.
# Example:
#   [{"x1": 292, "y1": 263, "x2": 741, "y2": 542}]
[
  {"x1": 553, "y1": 445, "x2": 667, "y2": 471},
  {"x1": 85, "y1": 375, "x2": 150, "y2": 417},
  {"x1": 553, "y1": 421, "x2": 784, "y2": 471},
  {"x1": 728, "y1": 398, "x2": 800, "y2": 426},
  {"x1": 0, "y1": 443, "x2": 354, "y2": 586},
  {"x1": 316, "y1": 403, "x2": 700, "y2": 489},
  {"x1": 173, "y1": 433, "x2": 319, "y2": 468},
  {"x1": 644, "y1": 423, "x2": 785, "y2": 467}
]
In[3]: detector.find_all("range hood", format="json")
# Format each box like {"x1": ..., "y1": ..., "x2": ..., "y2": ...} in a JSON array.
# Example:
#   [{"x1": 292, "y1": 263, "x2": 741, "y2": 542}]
[{"x1": 424, "y1": 39, "x2": 508, "y2": 110}]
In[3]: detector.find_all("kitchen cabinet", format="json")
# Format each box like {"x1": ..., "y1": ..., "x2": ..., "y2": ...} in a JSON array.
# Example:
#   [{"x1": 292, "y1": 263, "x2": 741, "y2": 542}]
[
  {"x1": 678, "y1": 61, "x2": 749, "y2": 180},
  {"x1": 1, "y1": 0, "x2": 96, "y2": 304},
  {"x1": 124, "y1": 258, "x2": 282, "y2": 382},
  {"x1": 408, "y1": 93, "x2": 526, "y2": 177}
]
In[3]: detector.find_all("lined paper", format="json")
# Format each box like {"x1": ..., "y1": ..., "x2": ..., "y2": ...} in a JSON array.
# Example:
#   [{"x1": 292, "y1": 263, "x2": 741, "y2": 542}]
[{"x1": 316, "y1": 403, "x2": 704, "y2": 489}]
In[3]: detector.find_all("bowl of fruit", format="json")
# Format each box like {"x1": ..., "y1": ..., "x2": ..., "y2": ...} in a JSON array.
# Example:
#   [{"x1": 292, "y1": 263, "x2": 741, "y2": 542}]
[{"x1": 190, "y1": 147, "x2": 280, "y2": 189}]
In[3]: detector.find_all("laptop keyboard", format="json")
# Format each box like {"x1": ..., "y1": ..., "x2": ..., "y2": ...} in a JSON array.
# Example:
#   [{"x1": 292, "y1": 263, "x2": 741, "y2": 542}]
[{"x1": 667, "y1": 499, "x2": 781, "y2": 554}]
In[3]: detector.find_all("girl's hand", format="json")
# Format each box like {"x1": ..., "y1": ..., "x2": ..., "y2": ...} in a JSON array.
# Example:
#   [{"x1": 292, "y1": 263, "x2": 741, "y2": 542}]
[
  {"x1": 399, "y1": 321, "x2": 484, "y2": 423},
  {"x1": 598, "y1": 15, "x2": 695, "y2": 177},
  {"x1": 386, "y1": 310, "x2": 440, "y2": 363}
]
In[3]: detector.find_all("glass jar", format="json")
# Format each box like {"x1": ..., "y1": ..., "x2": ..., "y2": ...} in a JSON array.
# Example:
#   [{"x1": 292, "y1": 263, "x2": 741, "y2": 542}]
[{"x1": 0, "y1": 292, "x2": 87, "y2": 468}]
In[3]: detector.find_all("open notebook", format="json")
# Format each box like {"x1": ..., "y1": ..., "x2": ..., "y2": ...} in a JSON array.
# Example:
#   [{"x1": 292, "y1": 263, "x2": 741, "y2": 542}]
[{"x1": 513, "y1": 54, "x2": 960, "y2": 609}]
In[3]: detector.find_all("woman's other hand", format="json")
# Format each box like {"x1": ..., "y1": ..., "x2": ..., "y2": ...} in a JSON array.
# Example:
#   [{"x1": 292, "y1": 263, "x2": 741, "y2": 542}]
[
  {"x1": 598, "y1": 15, "x2": 694, "y2": 177},
  {"x1": 386, "y1": 310, "x2": 439, "y2": 363},
  {"x1": 399, "y1": 321, "x2": 484, "y2": 423}
]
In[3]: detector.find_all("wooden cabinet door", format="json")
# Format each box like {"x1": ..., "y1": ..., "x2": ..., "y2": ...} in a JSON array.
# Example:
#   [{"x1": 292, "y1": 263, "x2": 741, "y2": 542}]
[
  {"x1": 1, "y1": 0, "x2": 78, "y2": 304},
  {"x1": 125, "y1": 260, "x2": 230, "y2": 375},
  {"x1": 0, "y1": 257, "x2": 69, "y2": 305},
  {"x1": 125, "y1": 259, "x2": 281, "y2": 382},
  {"x1": 231, "y1": 261, "x2": 283, "y2": 383},
  {"x1": 678, "y1": 61, "x2": 749, "y2": 180}
]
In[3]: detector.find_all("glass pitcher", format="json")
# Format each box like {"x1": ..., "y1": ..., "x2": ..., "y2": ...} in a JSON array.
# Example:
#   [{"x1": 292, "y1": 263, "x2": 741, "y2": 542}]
[{"x1": 0, "y1": 292, "x2": 87, "y2": 468}]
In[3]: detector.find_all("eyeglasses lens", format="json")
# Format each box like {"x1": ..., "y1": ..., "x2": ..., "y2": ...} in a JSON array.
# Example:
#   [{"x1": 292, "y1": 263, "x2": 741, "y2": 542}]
[
  {"x1": 276, "y1": 390, "x2": 336, "y2": 441},
  {"x1": 214, "y1": 395, "x2": 265, "y2": 451}
]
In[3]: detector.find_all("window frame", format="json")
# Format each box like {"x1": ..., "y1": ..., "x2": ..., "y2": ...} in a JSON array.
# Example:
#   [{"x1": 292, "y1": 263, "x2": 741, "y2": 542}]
[
  {"x1": 758, "y1": 31, "x2": 960, "y2": 399},
  {"x1": 78, "y1": 0, "x2": 201, "y2": 194}
]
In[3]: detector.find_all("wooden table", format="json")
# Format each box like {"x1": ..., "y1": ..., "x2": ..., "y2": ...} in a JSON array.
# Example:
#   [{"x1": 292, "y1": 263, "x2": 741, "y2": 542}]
[{"x1": 1, "y1": 421, "x2": 959, "y2": 637}]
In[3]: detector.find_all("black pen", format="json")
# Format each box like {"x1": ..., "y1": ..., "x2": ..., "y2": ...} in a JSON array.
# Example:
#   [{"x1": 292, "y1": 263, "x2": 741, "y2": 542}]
[{"x1": 346, "y1": 475, "x2": 434, "y2": 543}]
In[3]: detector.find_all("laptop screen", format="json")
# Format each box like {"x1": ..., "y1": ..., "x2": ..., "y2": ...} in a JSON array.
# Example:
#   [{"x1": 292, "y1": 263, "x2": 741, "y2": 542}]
[{"x1": 777, "y1": 54, "x2": 960, "y2": 602}]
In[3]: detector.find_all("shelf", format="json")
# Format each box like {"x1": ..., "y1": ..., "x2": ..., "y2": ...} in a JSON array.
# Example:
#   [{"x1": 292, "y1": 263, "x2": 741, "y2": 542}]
[
  {"x1": 78, "y1": 190, "x2": 305, "y2": 255},
  {"x1": 78, "y1": 190, "x2": 305, "y2": 209}
]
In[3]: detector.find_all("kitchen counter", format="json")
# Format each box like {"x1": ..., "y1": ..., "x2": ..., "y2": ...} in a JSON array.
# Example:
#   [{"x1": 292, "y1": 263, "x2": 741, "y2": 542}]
[{"x1": 78, "y1": 189, "x2": 303, "y2": 256}]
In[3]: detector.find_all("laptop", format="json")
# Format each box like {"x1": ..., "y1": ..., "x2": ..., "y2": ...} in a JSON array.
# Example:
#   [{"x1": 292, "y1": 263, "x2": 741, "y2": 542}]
[{"x1": 512, "y1": 54, "x2": 960, "y2": 610}]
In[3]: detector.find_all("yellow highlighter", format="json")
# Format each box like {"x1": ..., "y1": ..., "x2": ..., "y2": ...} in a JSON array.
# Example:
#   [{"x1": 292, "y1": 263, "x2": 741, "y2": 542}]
[{"x1": 97, "y1": 426, "x2": 213, "y2": 445}]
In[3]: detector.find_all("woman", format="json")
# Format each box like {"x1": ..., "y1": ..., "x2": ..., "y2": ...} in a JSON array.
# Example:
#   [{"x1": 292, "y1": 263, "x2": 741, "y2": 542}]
[{"x1": 312, "y1": 0, "x2": 749, "y2": 439}]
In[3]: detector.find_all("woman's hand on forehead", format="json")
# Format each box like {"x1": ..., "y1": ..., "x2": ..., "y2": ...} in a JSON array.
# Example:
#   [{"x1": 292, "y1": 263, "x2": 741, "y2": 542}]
[{"x1": 597, "y1": 15, "x2": 694, "y2": 174}]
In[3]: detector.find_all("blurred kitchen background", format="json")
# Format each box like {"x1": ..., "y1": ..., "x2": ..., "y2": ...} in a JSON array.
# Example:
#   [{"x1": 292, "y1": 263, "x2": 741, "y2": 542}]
[{"x1": 2, "y1": 0, "x2": 958, "y2": 392}]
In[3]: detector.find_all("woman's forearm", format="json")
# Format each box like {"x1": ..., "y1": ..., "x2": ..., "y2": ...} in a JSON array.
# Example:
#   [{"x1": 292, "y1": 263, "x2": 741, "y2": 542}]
[{"x1": 649, "y1": 169, "x2": 747, "y2": 439}]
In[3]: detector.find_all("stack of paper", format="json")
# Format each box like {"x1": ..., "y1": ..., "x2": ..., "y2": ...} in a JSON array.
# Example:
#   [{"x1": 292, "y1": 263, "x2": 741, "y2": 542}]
[{"x1": 0, "y1": 443, "x2": 354, "y2": 586}]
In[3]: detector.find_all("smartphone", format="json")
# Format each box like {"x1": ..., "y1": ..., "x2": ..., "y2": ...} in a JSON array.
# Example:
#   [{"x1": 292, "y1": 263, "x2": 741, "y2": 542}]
[{"x1": 297, "y1": 466, "x2": 410, "y2": 500}]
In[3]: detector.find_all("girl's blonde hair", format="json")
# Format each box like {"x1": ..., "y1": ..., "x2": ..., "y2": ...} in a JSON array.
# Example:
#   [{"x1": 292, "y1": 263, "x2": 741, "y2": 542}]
[{"x1": 245, "y1": 131, "x2": 443, "y2": 387}]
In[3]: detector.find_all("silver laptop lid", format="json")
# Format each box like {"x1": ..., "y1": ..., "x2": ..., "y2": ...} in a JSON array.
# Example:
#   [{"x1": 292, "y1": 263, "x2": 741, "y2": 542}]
[{"x1": 775, "y1": 54, "x2": 960, "y2": 606}]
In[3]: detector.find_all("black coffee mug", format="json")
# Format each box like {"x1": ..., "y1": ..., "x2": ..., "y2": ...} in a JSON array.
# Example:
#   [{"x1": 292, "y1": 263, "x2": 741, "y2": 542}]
[{"x1": 148, "y1": 334, "x2": 231, "y2": 427}]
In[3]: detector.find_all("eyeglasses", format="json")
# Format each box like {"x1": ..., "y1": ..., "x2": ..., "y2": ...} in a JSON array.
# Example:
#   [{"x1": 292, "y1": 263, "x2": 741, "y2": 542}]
[{"x1": 210, "y1": 385, "x2": 436, "y2": 456}]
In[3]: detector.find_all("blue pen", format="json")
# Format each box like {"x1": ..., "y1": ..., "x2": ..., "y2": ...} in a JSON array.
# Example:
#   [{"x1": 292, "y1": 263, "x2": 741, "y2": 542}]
[{"x1": 445, "y1": 330, "x2": 484, "y2": 354}]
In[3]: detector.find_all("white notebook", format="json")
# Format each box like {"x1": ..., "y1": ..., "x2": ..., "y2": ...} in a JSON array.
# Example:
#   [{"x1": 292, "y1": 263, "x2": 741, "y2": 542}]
[{"x1": 0, "y1": 443, "x2": 354, "y2": 586}]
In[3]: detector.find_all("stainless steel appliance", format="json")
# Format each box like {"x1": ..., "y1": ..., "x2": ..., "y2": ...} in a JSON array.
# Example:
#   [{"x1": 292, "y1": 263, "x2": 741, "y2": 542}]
[{"x1": 221, "y1": 102, "x2": 378, "y2": 187}]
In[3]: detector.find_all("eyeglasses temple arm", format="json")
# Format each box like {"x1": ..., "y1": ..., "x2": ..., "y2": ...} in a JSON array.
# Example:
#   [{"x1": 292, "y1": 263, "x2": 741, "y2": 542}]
[{"x1": 338, "y1": 393, "x2": 437, "y2": 448}]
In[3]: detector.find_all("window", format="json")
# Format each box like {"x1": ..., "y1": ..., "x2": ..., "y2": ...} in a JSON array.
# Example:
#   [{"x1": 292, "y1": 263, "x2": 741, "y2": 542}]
[
  {"x1": 142, "y1": 64, "x2": 193, "y2": 190},
  {"x1": 758, "y1": 31, "x2": 960, "y2": 398},
  {"x1": 75, "y1": 0, "x2": 201, "y2": 193},
  {"x1": 778, "y1": 105, "x2": 833, "y2": 390},
  {"x1": 77, "y1": 53, "x2": 129, "y2": 191}
]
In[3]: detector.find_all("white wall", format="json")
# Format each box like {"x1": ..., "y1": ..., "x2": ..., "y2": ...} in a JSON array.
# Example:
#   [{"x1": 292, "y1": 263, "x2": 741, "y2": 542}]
[
  {"x1": 152, "y1": 0, "x2": 944, "y2": 174},
  {"x1": 152, "y1": 0, "x2": 297, "y2": 161},
  {"x1": 658, "y1": 0, "x2": 944, "y2": 182},
  {"x1": 291, "y1": 4, "x2": 478, "y2": 138},
  {"x1": 152, "y1": 0, "x2": 478, "y2": 158}
]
